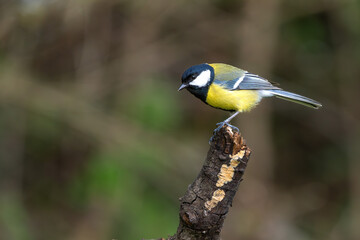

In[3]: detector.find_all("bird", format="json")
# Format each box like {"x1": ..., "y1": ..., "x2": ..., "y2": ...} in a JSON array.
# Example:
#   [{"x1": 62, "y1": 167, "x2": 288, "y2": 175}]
[{"x1": 178, "y1": 63, "x2": 322, "y2": 132}]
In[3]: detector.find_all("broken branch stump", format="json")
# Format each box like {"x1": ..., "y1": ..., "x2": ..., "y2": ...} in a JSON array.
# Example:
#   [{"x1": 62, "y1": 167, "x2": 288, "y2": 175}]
[{"x1": 168, "y1": 125, "x2": 251, "y2": 240}]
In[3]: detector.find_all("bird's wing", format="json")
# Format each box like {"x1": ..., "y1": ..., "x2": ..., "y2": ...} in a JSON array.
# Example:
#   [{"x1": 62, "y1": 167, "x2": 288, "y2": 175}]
[
  {"x1": 214, "y1": 71, "x2": 280, "y2": 90},
  {"x1": 208, "y1": 63, "x2": 280, "y2": 90},
  {"x1": 209, "y1": 63, "x2": 246, "y2": 82},
  {"x1": 209, "y1": 63, "x2": 248, "y2": 89},
  {"x1": 235, "y1": 73, "x2": 281, "y2": 90}
]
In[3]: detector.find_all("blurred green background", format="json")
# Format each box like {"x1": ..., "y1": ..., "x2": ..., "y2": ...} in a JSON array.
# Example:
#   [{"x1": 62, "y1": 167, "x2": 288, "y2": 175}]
[{"x1": 1, "y1": 0, "x2": 360, "y2": 239}]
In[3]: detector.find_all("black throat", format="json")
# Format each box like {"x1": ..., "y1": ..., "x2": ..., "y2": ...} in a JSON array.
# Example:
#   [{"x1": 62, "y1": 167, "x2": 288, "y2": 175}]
[{"x1": 187, "y1": 86, "x2": 209, "y2": 103}]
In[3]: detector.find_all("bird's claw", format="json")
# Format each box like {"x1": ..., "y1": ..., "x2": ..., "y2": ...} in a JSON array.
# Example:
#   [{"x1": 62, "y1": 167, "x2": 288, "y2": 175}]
[
  {"x1": 228, "y1": 124, "x2": 239, "y2": 133},
  {"x1": 214, "y1": 121, "x2": 239, "y2": 133},
  {"x1": 209, "y1": 121, "x2": 239, "y2": 144},
  {"x1": 214, "y1": 121, "x2": 226, "y2": 133}
]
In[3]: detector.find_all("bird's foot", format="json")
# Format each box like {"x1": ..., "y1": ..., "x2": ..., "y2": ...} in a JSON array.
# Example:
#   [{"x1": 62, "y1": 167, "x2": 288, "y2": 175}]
[
  {"x1": 209, "y1": 121, "x2": 239, "y2": 144},
  {"x1": 214, "y1": 121, "x2": 239, "y2": 133}
]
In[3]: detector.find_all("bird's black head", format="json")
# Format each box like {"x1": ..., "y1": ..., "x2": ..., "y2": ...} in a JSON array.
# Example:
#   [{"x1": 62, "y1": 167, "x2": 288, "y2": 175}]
[{"x1": 178, "y1": 63, "x2": 215, "y2": 96}]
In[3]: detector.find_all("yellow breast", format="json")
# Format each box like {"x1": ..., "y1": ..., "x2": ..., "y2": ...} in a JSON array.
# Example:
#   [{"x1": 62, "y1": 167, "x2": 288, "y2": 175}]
[{"x1": 206, "y1": 84, "x2": 261, "y2": 112}]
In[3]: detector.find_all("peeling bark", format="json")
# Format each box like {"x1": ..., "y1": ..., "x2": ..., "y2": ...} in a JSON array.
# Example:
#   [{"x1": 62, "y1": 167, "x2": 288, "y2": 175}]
[{"x1": 165, "y1": 125, "x2": 251, "y2": 240}]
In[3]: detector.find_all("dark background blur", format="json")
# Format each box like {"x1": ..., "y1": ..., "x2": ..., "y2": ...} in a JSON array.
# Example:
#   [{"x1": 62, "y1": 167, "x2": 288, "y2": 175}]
[{"x1": 0, "y1": 0, "x2": 359, "y2": 239}]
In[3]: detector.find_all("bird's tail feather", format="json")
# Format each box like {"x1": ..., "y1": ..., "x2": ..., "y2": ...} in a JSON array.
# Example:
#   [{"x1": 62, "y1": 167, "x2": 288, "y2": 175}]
[{"x1": 265, "y1": 90, "x2": 322, "y2": 109}]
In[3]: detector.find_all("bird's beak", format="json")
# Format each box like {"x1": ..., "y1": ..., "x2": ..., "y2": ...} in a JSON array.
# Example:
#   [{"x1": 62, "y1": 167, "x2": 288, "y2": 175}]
[{"x1": 178, "y1": 83, "x2": 188, "y2": 91}]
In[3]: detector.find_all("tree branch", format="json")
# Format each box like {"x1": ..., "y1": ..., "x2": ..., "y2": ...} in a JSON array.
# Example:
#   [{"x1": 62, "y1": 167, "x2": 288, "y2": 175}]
[{"x1": 166, "y1": 124, "x2": 251, "y2": 240}]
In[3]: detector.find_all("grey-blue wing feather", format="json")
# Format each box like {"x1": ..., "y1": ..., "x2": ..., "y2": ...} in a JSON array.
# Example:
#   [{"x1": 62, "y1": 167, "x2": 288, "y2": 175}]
[
  {"x1": 214, "y1": 71, "x2": 280, "y2": 90},
  {"x1": 213, "y1": 67, "x2": 245, "y2": 89},
  {"x1": 214, "y1": 78, "x2": 241, "y2": 89},
  {"x1": 237, "y1": 73, "x2": 280, "y2": 90}
]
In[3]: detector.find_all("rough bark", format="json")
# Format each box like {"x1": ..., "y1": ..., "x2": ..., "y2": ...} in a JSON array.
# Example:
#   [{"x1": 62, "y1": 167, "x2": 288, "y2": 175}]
[{"x1": 165, "y1": 124, "x2": 251, "y2": 240}]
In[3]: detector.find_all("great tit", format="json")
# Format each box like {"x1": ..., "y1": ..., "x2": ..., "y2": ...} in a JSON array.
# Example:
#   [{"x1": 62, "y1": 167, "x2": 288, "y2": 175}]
[{"x1": 178, "y1": 63, "x2": 322, "y2": 131}]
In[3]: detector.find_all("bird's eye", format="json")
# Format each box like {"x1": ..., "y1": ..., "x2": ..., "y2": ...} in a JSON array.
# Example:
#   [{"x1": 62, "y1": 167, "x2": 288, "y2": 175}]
[{"x1": 191, "y1": 74, "x2": 197, "y2": 80}]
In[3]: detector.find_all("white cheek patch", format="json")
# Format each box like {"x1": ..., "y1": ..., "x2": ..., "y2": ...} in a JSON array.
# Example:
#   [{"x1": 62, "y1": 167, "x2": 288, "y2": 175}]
[{"x1": 189, "y1": 70, "x2": 211, "y2": 87}]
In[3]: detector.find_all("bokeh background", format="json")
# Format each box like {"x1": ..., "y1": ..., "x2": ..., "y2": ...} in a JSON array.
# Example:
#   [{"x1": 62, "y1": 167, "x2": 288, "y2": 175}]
[{"x1": 1, "y1": 0, "x2": 360, "y2": 239}]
